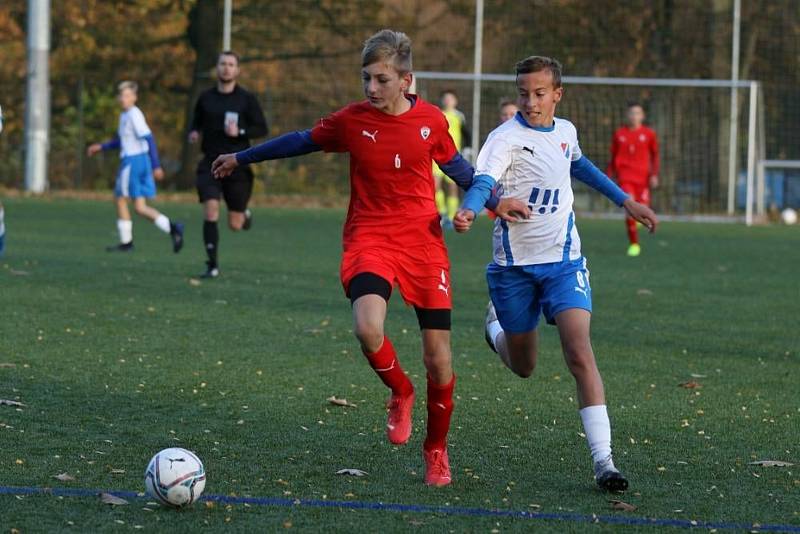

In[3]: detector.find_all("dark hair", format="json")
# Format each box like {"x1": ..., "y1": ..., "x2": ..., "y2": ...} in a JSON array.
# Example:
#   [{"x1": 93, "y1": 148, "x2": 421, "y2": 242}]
[
  {"x1": 219, "y1": 50, "x2": 240, "y2": 64},
  {"x1": 499, "y1": 99, "x2": 516, "y2": 109},
  {"x1": 440, "y1": 89, "x2": 458, "y2": 99},
  {"x1": 515, "y1": 56, "x2": 562, "y2": 88},
  {"x1": 627, "y1": 101, "x2": 644, "y2": 110}
]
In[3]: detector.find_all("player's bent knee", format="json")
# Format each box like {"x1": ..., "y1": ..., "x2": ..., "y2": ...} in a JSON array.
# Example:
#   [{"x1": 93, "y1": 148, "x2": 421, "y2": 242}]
[
  {"x1": 353, "y1": 321, "x2": 384, "y2": 352},
  {"x1": 228, "y1": 220, "x2": 243, "y2": 231}
]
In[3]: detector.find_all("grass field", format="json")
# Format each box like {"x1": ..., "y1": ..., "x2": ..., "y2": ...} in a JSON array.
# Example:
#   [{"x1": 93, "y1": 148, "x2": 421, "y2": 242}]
[{"x1": 1, "y1": 197, "x2": 799, "y2": 533}]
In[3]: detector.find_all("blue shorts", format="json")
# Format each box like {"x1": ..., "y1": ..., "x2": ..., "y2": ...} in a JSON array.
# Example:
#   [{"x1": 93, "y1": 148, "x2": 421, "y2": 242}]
[
  {"x1": 487, "y1": 257, "x2": 592, "y2": 334},
  {"x1": 115, "y1": 154, "x2": 156, "y2": 198}
]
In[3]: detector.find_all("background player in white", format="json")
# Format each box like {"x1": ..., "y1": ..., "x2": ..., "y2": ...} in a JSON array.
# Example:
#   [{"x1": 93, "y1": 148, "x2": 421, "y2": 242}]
[
  {"x1": 88, "y1": 81, "x2": 184, "y2": 253},
  {"x1": 453, "y1": 56, "x2": 657, "y2": 491}
]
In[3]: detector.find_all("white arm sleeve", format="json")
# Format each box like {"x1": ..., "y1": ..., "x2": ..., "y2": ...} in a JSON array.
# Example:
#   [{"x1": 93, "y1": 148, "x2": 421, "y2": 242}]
[
  {"x1": 130, "y1": 107, "x2": 152, "y2": 138},
  {"x1": 475, "y1": 133, "x2": 513, "y2": 180}
]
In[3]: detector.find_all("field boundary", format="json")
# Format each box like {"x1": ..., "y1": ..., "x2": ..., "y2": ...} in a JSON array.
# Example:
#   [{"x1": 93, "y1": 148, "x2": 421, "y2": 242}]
[{"x1": 1, "y1": 485, "x2": 798, "y2": 532}]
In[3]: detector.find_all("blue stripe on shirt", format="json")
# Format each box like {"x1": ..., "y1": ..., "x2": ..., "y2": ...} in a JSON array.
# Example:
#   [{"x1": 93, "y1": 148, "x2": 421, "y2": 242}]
[
  {"x1": 562, "y1": 211, "x2": 575, "y2": 262},
  {"x1": 143, "y1": 134, "x2": 161, "y2": 169},
  {"x1": 500, "y1": 219, "x2": 514, "y2": 266}
]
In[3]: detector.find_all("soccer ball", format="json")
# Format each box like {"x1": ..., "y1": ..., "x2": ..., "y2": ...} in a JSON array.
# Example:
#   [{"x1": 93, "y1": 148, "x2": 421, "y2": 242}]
[
  {"x1": 781, "y1": 208, "x2": 797, "y2": 225},
  {"x1": 144, "y1": 447, "x2": 206, "y2": 507}
]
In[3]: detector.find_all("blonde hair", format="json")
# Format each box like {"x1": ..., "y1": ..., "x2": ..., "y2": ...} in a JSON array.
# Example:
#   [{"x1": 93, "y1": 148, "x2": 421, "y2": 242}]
[
  {"x1": 117, "y1": 80, "x2": 138, "y2": 94},
  {"x1": 361, "y1": 29, "x2": 412, "y2": 73}
]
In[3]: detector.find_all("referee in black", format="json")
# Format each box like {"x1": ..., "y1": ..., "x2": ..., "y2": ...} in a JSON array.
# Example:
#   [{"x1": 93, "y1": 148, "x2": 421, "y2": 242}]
[{"x1": 188, "y1": 50, "x2": 267, "y2": 279}]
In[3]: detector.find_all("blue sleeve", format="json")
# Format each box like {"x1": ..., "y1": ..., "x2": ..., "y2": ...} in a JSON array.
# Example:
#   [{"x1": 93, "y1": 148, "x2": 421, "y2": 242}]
[
  {"x1": 461, "y1": 174, "x2": 496, "y2": 215},
  {"x1": 439, "y1": 154, "x2": 500, "y2": 211},
  {"x1": 571, "y1": 156, "x2": 629, "y2": 207},
  {"x1": 236, "y1": 129, "x2": 321, "y2": 165},
  {"x1": 100, "y1": 136, "x2": 120, "y2": 151},
  {"x1": 143, "y1": 134, "x2": 161, "y2": 170}
]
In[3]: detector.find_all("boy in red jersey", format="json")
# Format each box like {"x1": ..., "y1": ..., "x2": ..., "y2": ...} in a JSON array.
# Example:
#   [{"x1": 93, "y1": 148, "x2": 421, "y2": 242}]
[
  {"x1": 607, "y1": 103, "x2": 659, "y2": 257},
  {"x1": 212, "y1": 29, "x2": 528, "y2": 486}
]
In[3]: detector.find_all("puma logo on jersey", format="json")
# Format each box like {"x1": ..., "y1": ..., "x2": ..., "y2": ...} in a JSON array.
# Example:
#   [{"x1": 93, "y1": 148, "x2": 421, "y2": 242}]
[
  {"x1": 522, "y1": 146, "x2": 535, "y2": 156},
  {"x1": 437, "y1": 269, "x2": 449, "y2": 296},
  {"x1": 362, "y1": 129, "x2": 378, "y2": 143},
  {"x1": 574, "y1": 286, "x2": 588, "y2": 298}
]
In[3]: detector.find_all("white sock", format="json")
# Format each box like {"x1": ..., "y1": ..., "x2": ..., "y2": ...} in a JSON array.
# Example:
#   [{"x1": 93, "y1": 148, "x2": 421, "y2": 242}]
[
  {"x1": 154, "y1": 214, "x2": 171, "y2": 234},
  {"x1": 487, "y1": 320, "x2": 503, "y2": 347},
  {"x1": 0, "y1": 207, "x2": 5, "y2": 237},
  {"x1": 579, "y1": 404, "x2": 612, "y2": 464},
  {"x1": 117, "y1": 219, "x2": 133, "y2": 244}
]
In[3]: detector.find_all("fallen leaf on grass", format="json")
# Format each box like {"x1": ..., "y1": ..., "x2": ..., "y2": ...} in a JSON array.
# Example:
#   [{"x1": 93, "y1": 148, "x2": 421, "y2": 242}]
[
  {"x1": 336, "y1": 468, "x2": 367, "y2": 477},
  {"x1": 749, "y1": 460, "x2": 794, "y2": 467},
  {"x1": 53, "y1": 473, "x2": 75, "y2": 482},
  {"x1": 609, "y1": 500, "x2": 637, "y2": 512},
  {"x1": 109, "y1": 468, "x2": 126, "y2": 475},
  {"x1": 327, "y1": 396, "x2": 357, "y2": 408},
  {"x1": 0, "y1": 363, "x2": 16, "y2": 368},
  {"x1": 0, "y1": 399, "x2": 25, "y2": 407},
  {"x1": 9, "y1": 269, "x2": 30, "y2": 276},
  {"x1": 689, "y1": 373, "x2": 707, "y2": 378},
  {"x1": 188, "y1": 278, "x2": 201, "y2": 286},
  {"x1": 636, "y1": 289, "x2": 653, "y2": 296},
  {"x1": 679, "y1": 381, "x2": 701, "y2": 389},
  {"x1": 99, "y1": 493, "x2": 128, "y2": 506}
]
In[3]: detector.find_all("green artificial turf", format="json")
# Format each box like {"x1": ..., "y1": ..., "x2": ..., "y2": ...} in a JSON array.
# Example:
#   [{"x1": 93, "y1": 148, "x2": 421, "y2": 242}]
[{"x1": 1, "y1": 197, "x2": 798, "y2": 532}]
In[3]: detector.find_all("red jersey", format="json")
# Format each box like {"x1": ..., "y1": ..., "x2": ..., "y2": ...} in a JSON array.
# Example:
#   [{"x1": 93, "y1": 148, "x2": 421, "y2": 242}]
[
  {"x1": 310, "y1": 97, "x2": 457, "y2": 250},
  {"x1": 607, "y1": 125, "x2": 659, "y2": 186}
]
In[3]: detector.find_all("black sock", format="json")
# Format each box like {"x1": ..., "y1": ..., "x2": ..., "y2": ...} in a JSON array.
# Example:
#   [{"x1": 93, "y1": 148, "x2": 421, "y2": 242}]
[{"x1": 203, "y1": 220, "x2": 219, "y2": 268}]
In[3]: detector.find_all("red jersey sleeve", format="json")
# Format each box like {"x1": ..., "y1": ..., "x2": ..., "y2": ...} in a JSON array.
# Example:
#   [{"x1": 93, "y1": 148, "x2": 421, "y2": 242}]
[
  {"x1": 310, "y1": 107, "x2": 349, "y2": 153},
  {"x1": 607, "y1": 128, "x2": 620, "y2": 177},
  {"x1": 648, "y1": 128, "x2": 660, "y2": 176},
  {"x1": 431, "y1": 110, "x2": 458, "y2": 165}
]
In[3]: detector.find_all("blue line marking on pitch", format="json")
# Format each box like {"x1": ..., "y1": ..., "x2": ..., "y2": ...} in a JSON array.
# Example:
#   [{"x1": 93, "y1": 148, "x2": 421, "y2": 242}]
[{"x1": 1, "y1": 485, "x2": 799, "y2": 532}]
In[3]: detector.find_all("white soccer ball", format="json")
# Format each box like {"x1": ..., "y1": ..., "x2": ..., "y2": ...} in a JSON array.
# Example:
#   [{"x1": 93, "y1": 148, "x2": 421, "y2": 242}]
[
  {"x1": 781, "y1": 208, "x2": 797, "y2": 225},
  {"x1": 144, "y1": 447, "x2": 206, "y2": 507}
]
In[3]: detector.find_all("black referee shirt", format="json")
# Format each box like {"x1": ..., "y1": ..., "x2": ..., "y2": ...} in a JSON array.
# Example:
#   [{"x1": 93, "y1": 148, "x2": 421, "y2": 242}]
[{"x1": 190, "y1": 84, "x2": 268, "y2": 159}]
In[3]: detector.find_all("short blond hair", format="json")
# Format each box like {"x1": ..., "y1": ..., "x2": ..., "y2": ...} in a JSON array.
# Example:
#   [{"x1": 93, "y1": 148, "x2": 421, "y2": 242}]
[
  {"x1": 117, "y1": 80, "x2": 138, "y2": 94},
  {"x1": 361, "y1": 29, "x2": 412, "y2": 73}
]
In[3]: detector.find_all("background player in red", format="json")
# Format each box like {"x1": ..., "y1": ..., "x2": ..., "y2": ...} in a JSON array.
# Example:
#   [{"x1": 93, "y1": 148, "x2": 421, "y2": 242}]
[
  {"x1": 211, "y1": 29, "x2": 527, "y2": 487},
  {"x1": 607, "y1": 102, "x2": 659, "y2": 257}
]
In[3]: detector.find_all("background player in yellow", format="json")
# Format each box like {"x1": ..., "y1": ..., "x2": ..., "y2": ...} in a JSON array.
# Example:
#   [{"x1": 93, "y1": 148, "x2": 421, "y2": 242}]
[{"x1": 433, "y1": 90, "x2": 470, "y2": 228}]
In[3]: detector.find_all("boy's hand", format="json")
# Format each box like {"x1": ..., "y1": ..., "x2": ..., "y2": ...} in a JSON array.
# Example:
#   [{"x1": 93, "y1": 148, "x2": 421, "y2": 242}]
[
  {"x1": 212, "y1": 153, "x2": 239, "y2": 179},
  {"x1": 153, "y1": 167, "x2": 165, "y2": 181},
  {"x1": 495, "y1": 197, "x2": 531, "y2": 223},
  {"x1": 453, "y1": 209, "x2": 475, "y2": 233},
  {"x1": 87, "y1": 143, "x2": 102, "y2": 157},
  {"x1": 623, "y1": 198, "x2": 658, "y2": 233}
]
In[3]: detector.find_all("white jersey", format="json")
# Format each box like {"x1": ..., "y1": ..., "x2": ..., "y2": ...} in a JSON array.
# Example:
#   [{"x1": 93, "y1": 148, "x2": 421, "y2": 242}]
[
  {"x1": 118, "y1": 106, "x2": 151, "y2": 158},
  {"x1": 476, "y1": 114, "x2": 583, "y2": 266}
]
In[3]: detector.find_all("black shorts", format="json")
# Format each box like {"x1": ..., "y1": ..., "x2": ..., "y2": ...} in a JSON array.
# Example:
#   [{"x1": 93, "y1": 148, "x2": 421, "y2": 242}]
[{"x1": 196, "y1": 157, "x2": 254, "y2": 212}]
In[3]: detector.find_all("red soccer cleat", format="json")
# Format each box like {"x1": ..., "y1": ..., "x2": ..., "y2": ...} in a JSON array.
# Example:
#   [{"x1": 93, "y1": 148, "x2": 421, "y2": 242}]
[
  {"x1": 424, "y1": 447, "x2": 452, "y2": 486},
  {"x1": 386, "y1": 392, "x2": 414, "y2": 445}
]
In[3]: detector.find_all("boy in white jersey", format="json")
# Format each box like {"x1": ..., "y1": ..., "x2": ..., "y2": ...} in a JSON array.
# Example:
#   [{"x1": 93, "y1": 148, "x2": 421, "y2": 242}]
[
  {"x1": 87, "y1": 81, "x2": 184, "y2": 253},
  {"x1": 454, "y1": 56, "x2": 657, "y2": 492}
]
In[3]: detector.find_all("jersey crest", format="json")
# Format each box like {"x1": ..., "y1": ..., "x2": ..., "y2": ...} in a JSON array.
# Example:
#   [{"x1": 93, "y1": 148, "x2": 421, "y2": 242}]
[{"x1": 420, "y1": 126, "x2": 431, "y2": 140}]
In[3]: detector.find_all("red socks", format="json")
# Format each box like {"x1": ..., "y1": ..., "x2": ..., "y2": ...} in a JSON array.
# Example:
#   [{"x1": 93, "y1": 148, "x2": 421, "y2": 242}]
[
  {"x1": 626, "y1": 216, "x2": 639, "y2": 245},
  {"x1": 364, "y1": 336, "x2": 414, "y2": 397},
  {"x1": 424, "y1": 374, "x2": 455, "y2": 451}
]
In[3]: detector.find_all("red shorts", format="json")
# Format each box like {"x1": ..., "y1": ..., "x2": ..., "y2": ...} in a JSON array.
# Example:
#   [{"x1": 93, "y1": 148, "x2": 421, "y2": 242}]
[
  {"x1": 620, "y1": 181, "x2": 651, "y2": 206},
  {"x1": 340, "y1": 242, "x2": 452, "y2": 309}
]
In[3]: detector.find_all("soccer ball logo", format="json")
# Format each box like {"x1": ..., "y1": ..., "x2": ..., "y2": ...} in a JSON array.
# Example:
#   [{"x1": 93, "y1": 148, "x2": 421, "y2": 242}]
[{"x1": 144, "y1": 447, "x2": 206, "y2": 507}]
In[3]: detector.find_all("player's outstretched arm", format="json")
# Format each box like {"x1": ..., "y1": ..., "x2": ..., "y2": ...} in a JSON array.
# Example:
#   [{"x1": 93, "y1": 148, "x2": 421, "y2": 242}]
[
  {"x1": 212, "y1": 129, "x2": 321, "y2": 179},
  {"x1": 87, "y1": 136, "x2": 120, "y2": 157},
  {"x1": 571, "y1": 155, "x2": 657, "y2": 232},
  {"x1": 623, "y1": 198, "x2": 658, "y2": 233},
  {"x1": 437, "y1": 154, "x2": 529, "y2": 219}
]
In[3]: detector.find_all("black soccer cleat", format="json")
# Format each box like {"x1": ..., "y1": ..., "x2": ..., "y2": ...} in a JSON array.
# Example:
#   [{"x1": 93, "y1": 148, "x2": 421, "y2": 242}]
[
  {"x1": 170, "y1": 222, "x2": 185, "y2": 253},
  {"x1": 242, "y1": 209, "x2": 253, "y2": 231},
  {"x1": 595, "y1": 456, "x2": 629, "y2": 492},
  {"x1": 107, "y1": 242, "x2": 134, "y2": 253},
  {"x1": 199, "y1": 262, "x2": 219, "y2": 279}
]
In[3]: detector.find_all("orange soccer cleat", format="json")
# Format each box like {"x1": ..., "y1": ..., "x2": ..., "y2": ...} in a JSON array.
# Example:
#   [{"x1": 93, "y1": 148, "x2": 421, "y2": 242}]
[
  {"x1": 386, "y1": 392, "x2": 414, "y2": 445},
  {"x1": 423, "y1": 447, "x2": 452, "y2": 486}
]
